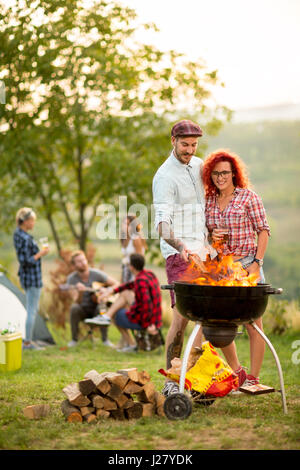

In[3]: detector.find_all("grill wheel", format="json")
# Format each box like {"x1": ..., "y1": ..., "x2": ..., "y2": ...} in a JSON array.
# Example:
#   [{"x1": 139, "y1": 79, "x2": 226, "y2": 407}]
[{"x1": 163, "y1": 393, "x2": 193, "y2": 420}]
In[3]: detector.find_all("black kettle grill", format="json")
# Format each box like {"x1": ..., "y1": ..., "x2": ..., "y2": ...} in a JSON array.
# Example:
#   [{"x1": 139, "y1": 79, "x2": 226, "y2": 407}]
[{"x1": 161, "y1": 282, "x2": 288, "y2": 419}]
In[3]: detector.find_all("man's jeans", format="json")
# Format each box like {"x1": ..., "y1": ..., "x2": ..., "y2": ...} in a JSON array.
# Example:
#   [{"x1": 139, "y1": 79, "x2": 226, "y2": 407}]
[{"x1": 25, "y1": 286, "x2": 41, "y2": 341}]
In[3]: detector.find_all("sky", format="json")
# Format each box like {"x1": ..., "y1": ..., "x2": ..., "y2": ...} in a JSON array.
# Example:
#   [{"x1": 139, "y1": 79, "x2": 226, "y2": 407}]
[{"x1": 120, "y1": 0, "x2": 300, "y2": 111}]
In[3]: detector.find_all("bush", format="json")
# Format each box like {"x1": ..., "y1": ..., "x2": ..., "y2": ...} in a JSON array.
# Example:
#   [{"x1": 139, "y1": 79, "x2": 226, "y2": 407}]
[{"x1": 263, "y1": 298, "x2": 289, "y2": 335}]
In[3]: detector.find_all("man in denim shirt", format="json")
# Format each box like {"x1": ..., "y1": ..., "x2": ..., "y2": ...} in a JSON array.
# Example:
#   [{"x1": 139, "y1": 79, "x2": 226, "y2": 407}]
[{"x1": 13, "y1": 208, "x2": 49, "y2": 350}]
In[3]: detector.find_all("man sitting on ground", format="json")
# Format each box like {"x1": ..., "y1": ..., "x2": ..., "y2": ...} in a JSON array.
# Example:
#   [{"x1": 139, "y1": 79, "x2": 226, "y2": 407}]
[
  {"x1": 66, "y1": 250, "x2": 119, "y2": 348},
  {"x1": 88, "y1": 254, "x2": 162, "y2": 352}
]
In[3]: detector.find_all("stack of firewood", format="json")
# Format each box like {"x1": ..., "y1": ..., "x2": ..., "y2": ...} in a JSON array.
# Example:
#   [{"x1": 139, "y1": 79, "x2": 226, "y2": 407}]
[{"x1": 61, "y1": 367, "x2": 166, "y2": 423}]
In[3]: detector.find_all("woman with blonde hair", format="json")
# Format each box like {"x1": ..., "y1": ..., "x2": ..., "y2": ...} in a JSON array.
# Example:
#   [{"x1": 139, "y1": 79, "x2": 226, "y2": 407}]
[
  {"x1": 203, "y1": 149, "x2": 270, "y2": 391},
  {"x1": 13, "y1": 208, "x2": 49, "y2": 350}
]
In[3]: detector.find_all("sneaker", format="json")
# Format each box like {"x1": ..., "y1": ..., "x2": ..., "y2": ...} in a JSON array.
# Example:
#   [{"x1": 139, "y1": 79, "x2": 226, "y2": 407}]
[
  {"x1": 242, "y1": 375, "x2": 259, "y2": 387},
  {"x1": 102, "y1": 339, "x2": 115, "y2": 348},
  {"x1": 84, "y1": 315, "x2": 111, "y2": 326},
  {"x1": 22, "y1": 342, "x2": 44, "y2": 350},
  {"x1": 162, "y1": 380, "x2": 180, "y2": 397},
  {"x1": 230, "y1": 366, "x2": 247, "y2": 396},
  {"x1": 67, "y1": 340, "x2": 78, "y2": 347},
  {"x1": 235, "y1": 366, "x2": 247, "y2": 387},
  {"x1": 116, "y1": 344, "x2": 137, "y2": 353}
]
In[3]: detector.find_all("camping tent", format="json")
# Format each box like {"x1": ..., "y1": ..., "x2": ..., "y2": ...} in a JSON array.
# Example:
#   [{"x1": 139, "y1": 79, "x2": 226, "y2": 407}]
[{"x1": 0, "y1": 272, "x2": 55, "y2": 345}]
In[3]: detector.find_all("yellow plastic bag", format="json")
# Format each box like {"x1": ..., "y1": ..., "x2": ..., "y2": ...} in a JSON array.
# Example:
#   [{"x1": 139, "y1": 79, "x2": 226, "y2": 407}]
[{"x1": 159, "y1": 341, "x2": 238, "y2": 397}]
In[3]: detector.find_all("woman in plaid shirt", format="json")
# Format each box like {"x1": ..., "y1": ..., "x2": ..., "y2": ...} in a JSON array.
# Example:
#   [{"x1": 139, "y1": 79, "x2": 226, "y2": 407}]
[
  {"x1": 203, "y1": 149, "x2": 270, "y2": 392},
  {"x1": 13, "y1": 208, "x2": 49, "y2": 350}
]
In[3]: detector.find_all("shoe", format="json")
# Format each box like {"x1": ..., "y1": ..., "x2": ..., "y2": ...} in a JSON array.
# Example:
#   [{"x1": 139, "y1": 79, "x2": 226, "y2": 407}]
[
  {"x1": 235, "y1": 366, "x2": 247, "y2": 387},
  {"x1": 161, "y1": 380, "x2": 180, "y2": 397},
  {"x1": 229, "y1": 366, "x2": 247, "y2": 395},
  {"x1": 67, "y1": 340, "x2": 78, "y2": 347},
  {"x1": 22, "y1": 342, "x2": 44, "y2": 350},
  {"x1": 84, "y1": 315, "x2": 111, "y2": 326},
  {"x1": 102, "y1": 339, "x2": 115, "y2": 348},
  {"x1": 242, "y1": 375, "x2": 259, "y2": 387},
  {"x1": 116, "y1": 344, "x2": 137, "y2": 353}
]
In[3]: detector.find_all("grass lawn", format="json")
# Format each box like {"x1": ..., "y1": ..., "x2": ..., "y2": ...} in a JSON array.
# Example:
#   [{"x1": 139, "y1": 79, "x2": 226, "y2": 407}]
[{"x1": 0, "y1": 324, "x2": 300, "y2": 451}]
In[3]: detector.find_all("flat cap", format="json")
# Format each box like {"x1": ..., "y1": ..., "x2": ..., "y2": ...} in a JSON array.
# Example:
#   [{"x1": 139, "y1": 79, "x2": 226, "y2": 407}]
[{"x1": 171, "y1": 120, "x2": 203, "y2": 138}]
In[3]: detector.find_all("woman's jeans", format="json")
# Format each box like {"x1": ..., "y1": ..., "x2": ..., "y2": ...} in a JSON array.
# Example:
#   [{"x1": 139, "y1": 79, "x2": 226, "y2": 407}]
[
  {"x1": 237, "y1": 255, "x2": 265, "y2": 284},
  {"x1": 25, "y1": 287, "x2": 41, "y2": 342}
]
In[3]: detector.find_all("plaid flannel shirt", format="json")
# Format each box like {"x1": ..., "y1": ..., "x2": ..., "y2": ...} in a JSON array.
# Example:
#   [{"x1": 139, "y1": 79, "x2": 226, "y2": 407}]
[
  {"x1": 205, "y1": 187, "x2": 270, "y2": 257},
  {"x1": 114, "y1": 269, "x2": 162, "y2": 329},
  {"x1": 13, "y1": 227, "x2": 42, "y2": 289}
]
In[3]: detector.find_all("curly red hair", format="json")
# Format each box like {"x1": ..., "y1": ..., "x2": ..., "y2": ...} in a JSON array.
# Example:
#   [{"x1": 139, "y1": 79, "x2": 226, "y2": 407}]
[{"x1": 202, "y1": 149, "x2": 250, "y2": 197}]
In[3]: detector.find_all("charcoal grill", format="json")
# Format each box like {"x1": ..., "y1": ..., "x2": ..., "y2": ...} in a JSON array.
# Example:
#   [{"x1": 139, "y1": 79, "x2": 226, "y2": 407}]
[{"x1": 161, "y1": 282, "x2": 288, "y2": 420}]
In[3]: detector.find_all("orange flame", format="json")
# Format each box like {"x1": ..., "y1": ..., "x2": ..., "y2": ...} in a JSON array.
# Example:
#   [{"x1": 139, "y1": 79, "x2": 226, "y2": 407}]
[{"x1": 180, "y1": 243, "x2": 259, "y2": 287}]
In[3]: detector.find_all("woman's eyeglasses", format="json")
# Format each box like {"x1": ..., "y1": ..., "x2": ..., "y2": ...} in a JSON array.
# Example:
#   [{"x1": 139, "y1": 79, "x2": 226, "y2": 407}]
[{"x1": 211, "y1": 170, "x2": 232, "y2": 178}]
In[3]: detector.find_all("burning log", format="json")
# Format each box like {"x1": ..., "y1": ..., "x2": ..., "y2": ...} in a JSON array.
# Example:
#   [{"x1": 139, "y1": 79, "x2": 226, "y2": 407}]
[
  {"x1": 182, "y1": 251, "x2": 260, "y2": 287},
  {"x1": 61, "y1": 368, "x2": 166, "y2": 423}
]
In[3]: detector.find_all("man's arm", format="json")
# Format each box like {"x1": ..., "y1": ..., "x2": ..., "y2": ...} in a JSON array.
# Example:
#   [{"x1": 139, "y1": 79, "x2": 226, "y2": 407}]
[{"x1": 157, "y1": 221, "x2": 190, "y2": 262}]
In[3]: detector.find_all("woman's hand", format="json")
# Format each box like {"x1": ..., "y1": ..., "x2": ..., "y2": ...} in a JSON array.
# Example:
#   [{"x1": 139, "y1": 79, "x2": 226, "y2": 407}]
[
  {"x1": 246, "y1": 262, "x2": 260, "y2": 276},
  {"x1": 211, "y1": 228, "x2": 228, "y2": 242}
]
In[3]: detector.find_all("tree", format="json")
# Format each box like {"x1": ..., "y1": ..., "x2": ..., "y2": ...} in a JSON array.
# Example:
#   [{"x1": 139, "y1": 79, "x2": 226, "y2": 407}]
[{"x1": 0, "y1": 0, "x2": 230, "y2": 254}]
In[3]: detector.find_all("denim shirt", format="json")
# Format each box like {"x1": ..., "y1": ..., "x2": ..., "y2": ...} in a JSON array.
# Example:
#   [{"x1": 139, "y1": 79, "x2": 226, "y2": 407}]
[{"x1": 152, "y1": 151, "x2": 216, "y2": 260}]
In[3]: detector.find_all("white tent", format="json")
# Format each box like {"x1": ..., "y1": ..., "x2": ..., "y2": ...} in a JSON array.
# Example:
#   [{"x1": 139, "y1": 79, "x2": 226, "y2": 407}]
[
  {"x1": 0, "y1": 273, "x2": 26, "y2": 337},
  {"x1": 0, "y1": 272, "x2": 55, "y2": 344}
]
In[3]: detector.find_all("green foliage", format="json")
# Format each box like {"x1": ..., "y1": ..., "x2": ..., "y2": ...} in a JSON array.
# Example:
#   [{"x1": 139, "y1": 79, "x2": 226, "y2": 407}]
[
  {"x1": 263, "y1": 298, "x2": 289, "y2": 335},
  {"x1": 0, "y1": 0, "x2": 228, "y2": 253},
  {"x1": 0, "y1": 330, "x2": 299, "y2": 450}
]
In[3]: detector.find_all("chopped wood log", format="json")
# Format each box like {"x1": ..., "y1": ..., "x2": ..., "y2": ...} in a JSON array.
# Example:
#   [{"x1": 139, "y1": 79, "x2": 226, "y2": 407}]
[
  {"x1": 106, "y1": 383, "x2": 123, "y2": 401},
  {"x1": 96, "y1": 409, "x2": 110, "y2": 419},
  {"x1": 23, "y1": 404, "x2": 50, "y2": 420},
  {"x1": 122, "y1": 398, "x2": 135, "y2": 409},
  {"x1": 61, "y1": 400, "x2": 82, "y2": 423},
  {"x1": 102, "y1": 372, "x2": 129, "y2": 390},
  {"x1": 117, "y1": 367, "x2": 139, "y2": 382},
  {"x1": 141, "y1": 403, "x2": 155, "y2": 417},
  {"x1": 92, "y1": 395, "x2": 105, "y2": 409},
  {"x1": 110, "y1": 409, "x2": 126, "y2": 420},
  {"x1": 123, "y1": 380, "x2": 144, "y2": 395},
  {"x1": 84, "y1": 370, "x2": 111, "y2": 395},
  {"x1": 125, "y1": 402, "x2": 143, "y2": 420},
  {"x1": 156, "y1": 404, "x2": 165, "y2": 417},
  {"x1": 115, "y1": 393, "x2": 131, "y2": 409},
  {"x1": 137, "y1": 370, "x2": 151, "y2": 385},
  {"x1": 78, "y1": 378, "x2": 97, "y2": 396},
  {"x1": 80, "y1": 406, "x2": 95, "y2": 417},
  {"x1": 62, "y1": 383, "x2": 90, "y2": 407},
  {"x1": 83, "y1": 413, "x2": 97, "y2": 424},
  {"x1": 136, "y1": 382, "x2": 156, "y2": 403},
  {"x1": 154, "y1": 391, "x2": 166, "y2": 408},
  {"x1": 102, "y1": 396, "x2": 118, "y2": 410}
]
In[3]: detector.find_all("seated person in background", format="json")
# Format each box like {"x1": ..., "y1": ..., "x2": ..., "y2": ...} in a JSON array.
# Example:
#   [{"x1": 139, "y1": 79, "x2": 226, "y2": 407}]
[
  {"x1": 66, "y1": 250, "x2": 119, "y2": 348},
  {"x1": 90, "y1": 254, "x2": 162, "y2": 352}
]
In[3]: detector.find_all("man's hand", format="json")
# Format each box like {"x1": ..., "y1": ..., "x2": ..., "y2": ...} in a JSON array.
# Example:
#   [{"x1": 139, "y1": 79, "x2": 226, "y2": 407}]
[
  {"x1": 147, "y1": 324, "x2": 158, "y2": 335},
  {"x1": 188, "y1": 253, "x2": 208, "y2": 272},
  {"x1": 97, "y1": 286, "x2": 114, "y2": 302},
  {"x1": 178, "y1": 243, "x2": 191, "y2": 262},
  {"x1": 75, "y1": 282, "x2": 86, "y2": 292}
]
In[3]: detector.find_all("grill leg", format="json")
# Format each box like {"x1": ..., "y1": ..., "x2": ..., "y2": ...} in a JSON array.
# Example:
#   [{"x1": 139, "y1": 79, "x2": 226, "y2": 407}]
[
  {"x1": 179, "y1": 323, "x2": 201, "y2": 394},
  {"x1": 250, "y1": 322, "x2": 288, "y2": 414}
]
